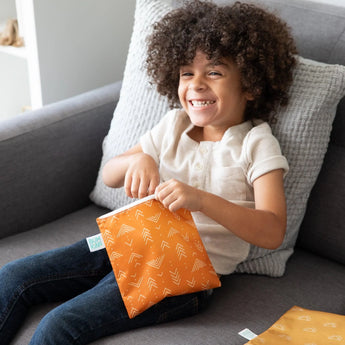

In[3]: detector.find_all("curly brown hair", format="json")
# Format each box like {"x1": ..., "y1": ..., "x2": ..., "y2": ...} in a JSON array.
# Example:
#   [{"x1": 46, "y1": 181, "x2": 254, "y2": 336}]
[{"x1": 146, "y1": 0, "x2": 297, "y2": 122}]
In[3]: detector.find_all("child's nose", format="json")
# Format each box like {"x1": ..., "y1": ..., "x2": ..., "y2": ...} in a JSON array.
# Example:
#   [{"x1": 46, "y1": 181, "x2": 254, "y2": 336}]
[{"x1": 188, "y1": 75, "x2": 207, "y2": 91}]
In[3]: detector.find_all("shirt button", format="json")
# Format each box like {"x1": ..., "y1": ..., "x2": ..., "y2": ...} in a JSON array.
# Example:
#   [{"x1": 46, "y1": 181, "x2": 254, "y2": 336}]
[
  {"x1": 200, "y1": 147, "x2": 208, "y2": 155},
  {"x1": 195, "y1": 162, "x2": 203, "y2": 170}
]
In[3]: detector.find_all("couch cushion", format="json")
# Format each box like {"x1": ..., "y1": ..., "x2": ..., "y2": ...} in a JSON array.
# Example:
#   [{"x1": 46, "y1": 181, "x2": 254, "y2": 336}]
[
  {"x1": 93, "y1": 249, "x2": 345, "y2": 345},
  {"x1": 4, "y1": 208, "x2": 344, "y2": 345},
  {"x1": 90, "y1": 0, "x2": 345, "y2": 278},
  {"x1": 0, "y1": 83, "x2": 119, "y2": 238},
  {"x1": 1, "y1": 206, "x2": 344, "y2": 344},
  {"x1": 0, "y1": 205, "x2": 107, "y2": 268}
]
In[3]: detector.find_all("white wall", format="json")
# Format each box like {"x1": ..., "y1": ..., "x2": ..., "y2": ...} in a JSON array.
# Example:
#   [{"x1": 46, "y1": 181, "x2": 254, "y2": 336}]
[
  {"x1": 0, "y1": 0, "x2": 16, "y2": 22},
  {"x1": 34, "y1": 0, "x2": 135, "y2": 105}
]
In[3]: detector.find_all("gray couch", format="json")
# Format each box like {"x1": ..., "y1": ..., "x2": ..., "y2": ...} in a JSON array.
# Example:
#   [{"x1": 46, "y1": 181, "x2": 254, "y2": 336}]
[{"x1": 1, "y1": 0, "x2": 345, "y2": 344}]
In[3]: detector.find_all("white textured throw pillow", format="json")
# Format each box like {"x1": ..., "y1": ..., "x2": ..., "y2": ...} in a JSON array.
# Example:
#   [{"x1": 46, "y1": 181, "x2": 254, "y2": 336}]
[{"x1": 90, "y1": 0, "x2": 345, "y2": 277}]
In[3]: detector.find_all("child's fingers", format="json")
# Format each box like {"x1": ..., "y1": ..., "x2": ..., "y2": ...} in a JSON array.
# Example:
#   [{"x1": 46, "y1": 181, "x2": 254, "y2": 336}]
[
  {"x1": 155, "y1": 179, "x2": 202, "y2": 212},
  {"x1": 148, "y1": 175, "x2": 160, "y2": 196},
  {"x1": 124, "y1": 174, "x2": 133, "y2": 198},
  {"x1": 155, "y1": 180, "x2": 179, "y2": 209},
  {"x1": 138, "y1": 175, "x2": 151, "y2": 199},
  {"x1": 130, "y1": 175, "x2": 140, "y2": 198},
  {"x1": 154, "y1": 180, "x2": 170, "y2": 201},
  {"x1": 165, "y1": 197, "x2": 182, "y2": 213},
  {"x1": 125, "y1": 172, "x2": 141, "y2": 198}
]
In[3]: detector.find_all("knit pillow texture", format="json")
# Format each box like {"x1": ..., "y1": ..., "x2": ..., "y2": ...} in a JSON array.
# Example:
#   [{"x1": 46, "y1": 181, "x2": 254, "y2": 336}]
[{"x1": 90, "y1": 0, "x2": 345, "y2": 277}]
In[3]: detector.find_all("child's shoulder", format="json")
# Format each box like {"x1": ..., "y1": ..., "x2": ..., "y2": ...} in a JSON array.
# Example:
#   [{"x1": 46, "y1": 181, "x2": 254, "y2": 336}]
[
  {"x1": 160, "y1": 108, "x2": 190, "y2": 129},
  {"x1": 230, "y1": 119, "x2": 273, "y2": 144},
  {"x1": 164, "y1": 108, "x2": 184, "y2": 120},
  {"x1": 246, "y1": 119, "x2": 274, "y2": 138},
  {"x1": 152, "y1": 108, "x2": 191, "y2": 139},
  {"x1": 243, "y1": 119, "x2": 280, "y2": 149}
]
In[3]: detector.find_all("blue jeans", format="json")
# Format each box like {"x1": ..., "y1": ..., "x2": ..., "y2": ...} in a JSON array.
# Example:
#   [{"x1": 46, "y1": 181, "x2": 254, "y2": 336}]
[{"x1": 0, "y1": 240, "x2": 212, "y2": 345}]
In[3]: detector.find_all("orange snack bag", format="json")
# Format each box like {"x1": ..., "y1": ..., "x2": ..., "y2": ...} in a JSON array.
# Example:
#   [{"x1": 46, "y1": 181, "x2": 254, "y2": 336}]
[
  {"x1": 96, "y1": 195, "x2": 221, "y2": 318},
  {"x1": 246, "y1": 306, "x2": 345, "y2": 344}
]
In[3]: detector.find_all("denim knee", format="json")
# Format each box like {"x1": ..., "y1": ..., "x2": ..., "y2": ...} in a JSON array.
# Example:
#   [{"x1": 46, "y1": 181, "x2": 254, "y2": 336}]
[
  {"x1": 0, "y1": 258, "x2": 33, "y2": 320},
  {"x1": 29, "y1": 306, "x2": 77, "y2": 345},
  {"x1": 0, "y1": 241, "x2": 112, "y2": 345},
  {"x1": 0, "y1": 259, "x2": 36, "y2": 345}
]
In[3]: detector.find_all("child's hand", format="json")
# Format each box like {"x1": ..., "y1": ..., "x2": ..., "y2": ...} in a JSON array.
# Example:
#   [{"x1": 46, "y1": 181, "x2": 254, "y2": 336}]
[
  {"x1": 155, "y1": 179, "x2": 202, "y2": 213},
  {"x1": 125, "y1": 153, "x2": 160, "y2": 199}
]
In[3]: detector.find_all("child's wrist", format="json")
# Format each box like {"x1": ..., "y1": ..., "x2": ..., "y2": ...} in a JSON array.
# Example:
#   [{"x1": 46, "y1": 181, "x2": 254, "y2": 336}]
[{"x1": 198, "y1": 189, "x2": 209, "y2": 214}]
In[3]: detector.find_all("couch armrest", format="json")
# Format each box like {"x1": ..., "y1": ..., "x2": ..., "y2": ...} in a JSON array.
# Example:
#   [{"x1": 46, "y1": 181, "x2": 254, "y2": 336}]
[{"x1": 0, "y1": 82, "x2": 121, "y2": 239}]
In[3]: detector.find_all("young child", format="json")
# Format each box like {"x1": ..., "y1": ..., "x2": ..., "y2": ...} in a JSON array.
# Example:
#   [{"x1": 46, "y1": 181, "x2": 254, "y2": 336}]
[{"x1": 0, "y1": 1, "x2": 297, "y2": 344}]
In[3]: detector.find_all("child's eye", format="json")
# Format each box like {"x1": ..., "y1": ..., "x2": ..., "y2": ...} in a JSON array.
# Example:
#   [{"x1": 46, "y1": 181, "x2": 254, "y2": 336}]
[
  {"x1": 209, "y1": 71, "x2": 221, "y2": 76},
  {"x1": 180, "y1": 72, "x2": 193, "y2": 77}
]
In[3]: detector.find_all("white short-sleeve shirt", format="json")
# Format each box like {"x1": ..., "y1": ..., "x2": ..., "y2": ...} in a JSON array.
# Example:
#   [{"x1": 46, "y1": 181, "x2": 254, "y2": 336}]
[{"x1": 140, "y1": 109, "x2": 288, "y2": 275}]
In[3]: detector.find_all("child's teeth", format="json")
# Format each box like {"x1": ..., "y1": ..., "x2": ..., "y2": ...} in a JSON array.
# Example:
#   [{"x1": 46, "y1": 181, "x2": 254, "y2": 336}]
[{"x1": 192, "y1": 100, "x2": 215, "y2": 107}]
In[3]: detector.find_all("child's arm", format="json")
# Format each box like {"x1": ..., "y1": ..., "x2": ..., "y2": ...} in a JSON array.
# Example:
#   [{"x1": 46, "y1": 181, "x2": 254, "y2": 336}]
[
  {"x1": 102, "y1": 144, "x2": 160, "y2": 199},
  {"x1": 155, "y1": 169, "x2": 286, "y2": 250}
]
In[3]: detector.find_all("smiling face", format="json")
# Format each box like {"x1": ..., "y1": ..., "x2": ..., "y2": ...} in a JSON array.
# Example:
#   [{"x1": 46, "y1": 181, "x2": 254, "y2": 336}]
[{"x1": 178, "y1": 51, "x2": 252, "y2": 141}]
